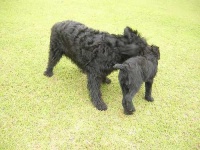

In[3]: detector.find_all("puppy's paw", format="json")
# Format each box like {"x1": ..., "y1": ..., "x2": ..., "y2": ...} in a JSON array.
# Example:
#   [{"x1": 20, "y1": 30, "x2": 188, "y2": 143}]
[
  {"x1": 44, "y1": 71, "x2": 53, "y2": 77},
  {"x1": 124, "y1": 108, "x2": 135, "y2": 115},
  {"x1": 123, "y1": 101, "x2": 135, "y2": 115},
  {"x1": 145, "y1": 96, "x2": 154, "y2": 102}
]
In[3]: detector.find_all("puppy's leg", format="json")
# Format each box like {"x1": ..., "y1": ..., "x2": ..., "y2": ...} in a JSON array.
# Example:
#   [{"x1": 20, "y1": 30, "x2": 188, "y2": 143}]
[
  {"x1": 120, "y1": 82, "x2": 136, "y2": 114},
  {"x1": 44, "y1": 40, "x2": 63, "y2": 77},
  {"x1": 122, "y1": 90, "x2": 136, "y2": 115},
  {"x1": 120, "y1": 71, "x2": 142, "y2": 114},
  {"x1": 87, "y1": 73, "x2": 107, "y2": 110},
  {"x1": 145, "y1": 80, "x2": 154, "y2": 102},
  {"x1": 121, "y1": 84, "x2": 130, "y2": 111}
]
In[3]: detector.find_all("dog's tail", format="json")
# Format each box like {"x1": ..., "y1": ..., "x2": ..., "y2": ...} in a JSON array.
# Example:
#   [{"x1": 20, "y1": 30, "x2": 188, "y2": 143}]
[{"x1": 113, "y1": 64, "x2": 126, "y2": 70}]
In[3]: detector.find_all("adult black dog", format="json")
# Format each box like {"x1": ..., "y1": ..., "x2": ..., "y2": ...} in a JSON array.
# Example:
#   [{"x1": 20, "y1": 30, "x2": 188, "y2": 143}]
[
  {"x1": 114, "y1": 45, "x2": 160, "y2": 114},
  {"x1": 44, "y1": 20, "x2": 147, "y2": 111}
]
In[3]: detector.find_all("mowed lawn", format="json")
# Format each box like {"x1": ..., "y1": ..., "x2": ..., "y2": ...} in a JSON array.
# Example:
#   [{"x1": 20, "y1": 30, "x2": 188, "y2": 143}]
[{"x1": 0, "y1": 0, "x2": 199, "y2": 149}]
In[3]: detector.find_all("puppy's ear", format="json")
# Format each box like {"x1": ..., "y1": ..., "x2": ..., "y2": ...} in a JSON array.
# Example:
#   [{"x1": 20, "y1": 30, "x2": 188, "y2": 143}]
[
  {"x1": 152, "y1": 45, "x2": 160, "y2": 60},
  {"x1": 124, "y1": 26, "x2": 134, "y2": 41},
  {"x1": 113, "y1": 64, "x2": 125, "y2": 70}
]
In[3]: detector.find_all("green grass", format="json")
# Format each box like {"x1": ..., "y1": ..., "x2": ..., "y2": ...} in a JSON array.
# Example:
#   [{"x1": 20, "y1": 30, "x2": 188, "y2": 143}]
[{"x1": 0, "y1": 0, "x2": 200, "y2": 149}]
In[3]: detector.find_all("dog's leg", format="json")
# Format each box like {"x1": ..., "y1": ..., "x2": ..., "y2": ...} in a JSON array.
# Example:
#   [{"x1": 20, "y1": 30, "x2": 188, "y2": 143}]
[
  {"x1": 44, "y1": 41, "x2": 63, "y2": 77},
  {"x1": 87, "y1": 73, "x2": 107, "y2": 110},
  {"x1": 145, "y1": 80, "x2": 154, "y2": 102}
]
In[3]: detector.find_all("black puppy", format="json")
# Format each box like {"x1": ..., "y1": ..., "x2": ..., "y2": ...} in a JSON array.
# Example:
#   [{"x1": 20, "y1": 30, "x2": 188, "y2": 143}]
[
  {"x1": 44, "y1": 20, "x2": 148, "y2": 111},
  {"x1": 114, "y1": 45, "x2": 160, "y2": 114}
]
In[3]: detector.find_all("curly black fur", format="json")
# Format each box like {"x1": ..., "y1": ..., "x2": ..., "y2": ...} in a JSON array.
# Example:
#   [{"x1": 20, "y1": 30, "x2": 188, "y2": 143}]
[
  {"x1": 114, "y1": 45, "x2": 160, "y2": 114},
  {"x1": 44, "y1": 20, "x2": 148, "y2": 111}
]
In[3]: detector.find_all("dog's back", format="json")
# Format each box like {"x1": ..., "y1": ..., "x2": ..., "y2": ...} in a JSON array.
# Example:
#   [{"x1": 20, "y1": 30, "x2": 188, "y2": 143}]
[
  {"x1": 50, "y1": 20, "x2": 143, "y2": 71},
  {"x1": 52, "y1": 20, "x2": 102, "y2": 47}
]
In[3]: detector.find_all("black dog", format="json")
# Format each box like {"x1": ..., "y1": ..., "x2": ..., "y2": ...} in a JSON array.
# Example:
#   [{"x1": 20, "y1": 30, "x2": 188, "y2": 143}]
[
  {"x1": 114, "y1": 45, "x2": 160, "y2": 114},
  {"x1": 44, "y1": 20, "x2": 148, "y2": 111}
]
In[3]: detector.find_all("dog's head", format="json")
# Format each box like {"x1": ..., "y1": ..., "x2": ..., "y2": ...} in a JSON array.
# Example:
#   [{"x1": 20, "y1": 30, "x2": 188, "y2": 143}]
[{"x1": 124, "y1": 26, "x2": 138, "y2": 42}]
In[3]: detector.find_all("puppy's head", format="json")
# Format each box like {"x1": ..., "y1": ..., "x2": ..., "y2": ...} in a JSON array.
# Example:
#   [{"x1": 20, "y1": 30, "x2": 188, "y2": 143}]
[{"x1": 144, "y1": 45, "x2": 160, "y2": 60}]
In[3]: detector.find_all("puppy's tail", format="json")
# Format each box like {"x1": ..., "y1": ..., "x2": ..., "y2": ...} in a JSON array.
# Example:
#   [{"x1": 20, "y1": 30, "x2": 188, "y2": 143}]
[{"x1": 113, "y1": 64, "x2": 125, "y2": 70}]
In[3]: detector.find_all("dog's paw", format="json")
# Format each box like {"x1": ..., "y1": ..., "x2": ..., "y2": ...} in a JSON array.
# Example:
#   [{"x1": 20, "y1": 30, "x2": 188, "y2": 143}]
[
  {"x1": 102, "y1": 78, "x2": 111, "y2": 84},
  {"x1": 43, "y1": 71, "x2": 53, "y2": 77},
  {"x1": 145, "y1": 96, "x2": 154, "y2": 102},
  {"x1": 94, "y1": 101, "x2": 107, "y2": 111}
]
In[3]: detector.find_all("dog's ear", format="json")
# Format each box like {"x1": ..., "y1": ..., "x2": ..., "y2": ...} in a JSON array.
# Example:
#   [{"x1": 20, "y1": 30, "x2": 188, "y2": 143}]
[
  {"x1": 124, "y1": 26, "x2": 140, "y2": 43},
  {"x1": 124, "y1": 26, "x2": 134, "y2": 41}
]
